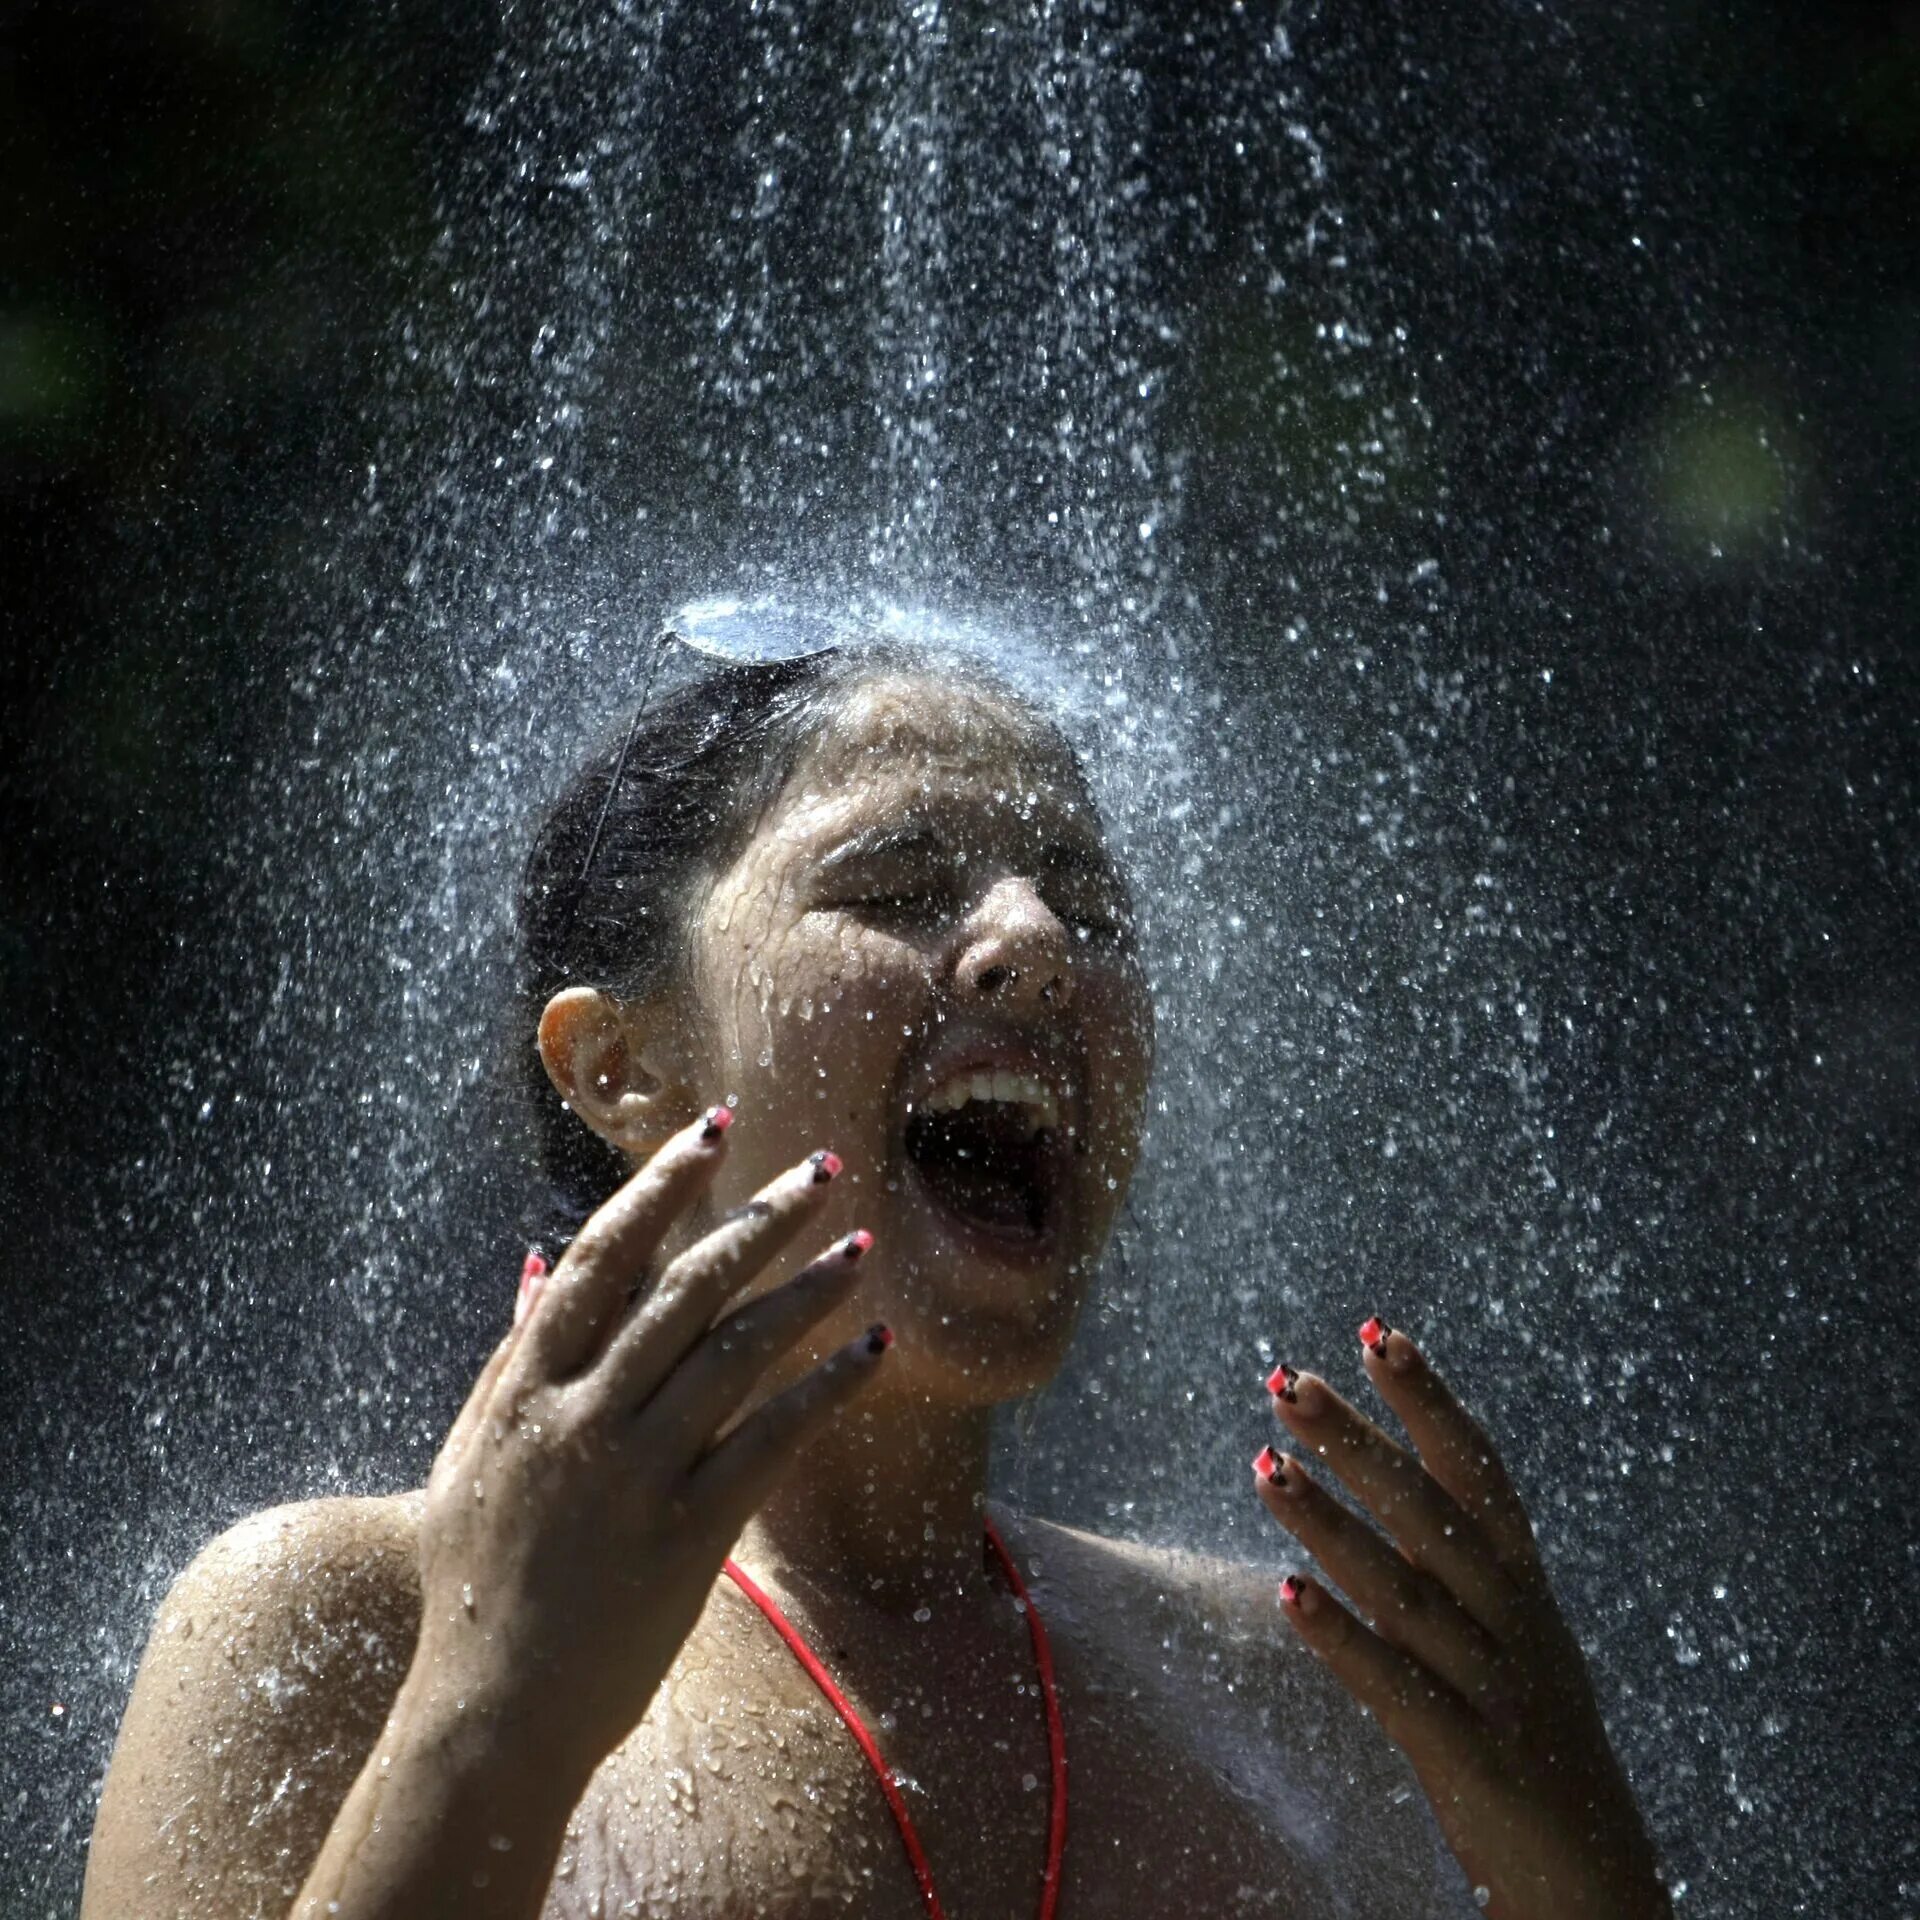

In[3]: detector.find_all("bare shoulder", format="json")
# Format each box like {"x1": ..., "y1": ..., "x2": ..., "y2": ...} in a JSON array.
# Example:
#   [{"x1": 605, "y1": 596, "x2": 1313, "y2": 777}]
[
  {"x1": 81, "y1": 1491, "x2": 425, "y2": 1920},
  {"x1": 993, "y1": 1508, "x2": 1308, "y2": 1725},
  {"x1": 1006, "y1": 1503, "x2": 1400, "y2": 1732},
  {"x1": 1003, "y1": 1505, "x2": 1284, "y2": 1637},
  {"x1": 179, "y1": 1488, "x2": 425, "y2": 1626},
  {"x1": 1004, "y1": 1507, "x2": 1451, "y2": 1906}
]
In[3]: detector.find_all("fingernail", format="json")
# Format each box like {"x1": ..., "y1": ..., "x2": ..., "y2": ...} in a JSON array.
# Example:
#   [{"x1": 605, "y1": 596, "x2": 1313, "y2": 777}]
[
  {"x1": 514, "y1": 1250, "x2": 549, "y2": 1329},
  {"x1": 1265, "y1": 1362, "x2": 1298, "y2": 1404},
  {"x1": 865, "y1": 1322, "x2": 894, "y2": 1354},
  {"x1": 1253, "y1": 1445, "x2": 1280, "y2": 1481},
  {"x1": 1279, "y1": 1574, "x2": 1318, "y2": 1615},
  {"x1": 702, "y1": 1105, "x2": 734, "y2": 1141},
  {"x1": 1360, "y1": 1315, "x2": 1396, "y2": 1359},
  {"x1": 810, "y1": 1149, "x2": 843, "y2": 1184},
  {"x1": 842, "y1": 1229, "x2": 873, "y2": 1260}
]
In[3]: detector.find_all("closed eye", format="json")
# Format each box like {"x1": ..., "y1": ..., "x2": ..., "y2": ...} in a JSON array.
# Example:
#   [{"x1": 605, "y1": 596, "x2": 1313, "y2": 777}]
[
  {"x1": 1042, "y1": 879, "x2": 1131, "y2": 943},
  {"x1": 840, "y1": 891, "x2": 952, "y2": 918}
]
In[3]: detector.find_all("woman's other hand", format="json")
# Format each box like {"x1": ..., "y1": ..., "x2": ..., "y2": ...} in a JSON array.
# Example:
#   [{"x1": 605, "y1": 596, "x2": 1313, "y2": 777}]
[
  {"x1": 1252, "y1": 1327, "x2": 1671, "y2": 1920},
  {"x1": 414, "y1": 1109, "x2": 891, "y2": 1786}
]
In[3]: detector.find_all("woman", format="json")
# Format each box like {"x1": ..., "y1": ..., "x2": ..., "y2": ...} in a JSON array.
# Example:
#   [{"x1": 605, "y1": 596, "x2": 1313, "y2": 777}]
[{"x1": 81, "y1": 634, "x2": 1671, "y2": 1919}]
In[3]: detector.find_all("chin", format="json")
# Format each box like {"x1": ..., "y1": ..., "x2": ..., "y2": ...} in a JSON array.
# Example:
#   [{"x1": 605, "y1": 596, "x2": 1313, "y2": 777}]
[{"x1": 877, "y1": 1221, "x2": 1099, "y2": 1405}]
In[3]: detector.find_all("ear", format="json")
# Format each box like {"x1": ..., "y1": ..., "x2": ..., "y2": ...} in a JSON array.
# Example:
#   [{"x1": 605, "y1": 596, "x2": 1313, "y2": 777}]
[{"x1": 536, "y1": 986, "x2": 702, "y2": 1159}]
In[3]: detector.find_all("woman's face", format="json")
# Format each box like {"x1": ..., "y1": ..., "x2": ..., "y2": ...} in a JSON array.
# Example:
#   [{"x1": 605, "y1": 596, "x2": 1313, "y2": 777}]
[{"x1": 683, "y1": 671, "x2": 1154, "y2": 1406}]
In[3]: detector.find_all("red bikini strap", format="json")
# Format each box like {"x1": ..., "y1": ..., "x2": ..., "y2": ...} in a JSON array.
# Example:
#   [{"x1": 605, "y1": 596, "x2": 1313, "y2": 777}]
[
  {"x1": 722, "y1": 1520, "x2": 1068, "y2": 1920},
  {"x1": 721, "y1": 1554, "x2": 949, "y2": 1919},
  {"x1": 984, "y1": 1514, "x2": 1068, "y2": 1920}
]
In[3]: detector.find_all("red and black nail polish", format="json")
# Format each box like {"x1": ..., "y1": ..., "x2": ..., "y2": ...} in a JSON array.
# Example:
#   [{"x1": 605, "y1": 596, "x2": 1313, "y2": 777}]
[
  {"x1": 811, "y1": 1149, "x2": 843, "y2": 1183},
  {"x1": 842, "y1": 1229, "x2": 873, "y2": 1260},
  {"x1": 1359, "y1": 1316, "x2": 1393, "y2": 1357},
  {"x1": 702, "y1": 1105, "x2": 734, "y2": 1141},
  {"x1": 515, "y1": 1249, "x2": 549, "y2": 1328},
  {"x1": 1253, "y1": 1445, "x2": 1280, "y2": 1482},
  {"x1": 865, "y1": 1322, "x2": 894, "y2": 1354},
  {"x1": 1278, "y1": 1574, "x2": 1304, "y2": 1606},
  {"x1": 1266, "y1": 1362, "x2": 1299, "y2": 1404}
]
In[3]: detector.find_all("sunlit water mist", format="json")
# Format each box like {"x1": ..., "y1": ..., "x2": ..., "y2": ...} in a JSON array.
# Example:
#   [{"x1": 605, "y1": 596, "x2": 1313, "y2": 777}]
[{"x1": 16, "y1": 5, "x2": 1912, "y2": 1916}]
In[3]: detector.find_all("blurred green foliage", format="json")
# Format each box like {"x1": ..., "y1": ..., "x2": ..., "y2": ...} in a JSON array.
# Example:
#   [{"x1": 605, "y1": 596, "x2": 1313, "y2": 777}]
[
  {"x1": 0, "y1": 311, "x2": 108, "y2": 429},
  {"x1": 1651, "y1": 387, "x2": 1795, "y2": 555}
]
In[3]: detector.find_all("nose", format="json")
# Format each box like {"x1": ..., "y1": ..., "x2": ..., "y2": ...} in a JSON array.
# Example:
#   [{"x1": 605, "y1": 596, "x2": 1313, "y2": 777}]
[{"x1": 954, "y1": 876, "x2": 1076, "y2": 1013}]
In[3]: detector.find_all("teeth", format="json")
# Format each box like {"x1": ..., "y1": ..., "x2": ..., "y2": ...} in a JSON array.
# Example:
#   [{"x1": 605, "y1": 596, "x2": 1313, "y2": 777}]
[{"x1": 919, "y1": 1067, "x2": 1062, "y2": 1132}]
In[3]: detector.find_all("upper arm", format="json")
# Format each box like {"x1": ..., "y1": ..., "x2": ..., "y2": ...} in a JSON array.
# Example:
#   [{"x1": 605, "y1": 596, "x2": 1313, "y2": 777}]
[{"x1": 81, "y1": 1495, "x2": 422, "y2": 1920}]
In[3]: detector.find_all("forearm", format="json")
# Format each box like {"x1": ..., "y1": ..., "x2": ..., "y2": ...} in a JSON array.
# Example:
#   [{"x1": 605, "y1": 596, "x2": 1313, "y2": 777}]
[{"x1": 291, "y1": 1667, "x2": 591, "y2": 1920}]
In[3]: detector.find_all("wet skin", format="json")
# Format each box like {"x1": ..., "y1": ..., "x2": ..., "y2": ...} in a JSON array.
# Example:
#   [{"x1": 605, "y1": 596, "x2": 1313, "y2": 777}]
[
  {"x1": 538, "y1": 672, "x2": 1157, "y2": 1622},
  {"x1": 677, "y1": 673, "x2": 1154, "y2": 1413},
  {"x1": 548, "y1": 672, "x2": 1667, "y2": 1915},
  {"x1": 81, "y1": 669, "x2": 1668, "y2": 1920}
]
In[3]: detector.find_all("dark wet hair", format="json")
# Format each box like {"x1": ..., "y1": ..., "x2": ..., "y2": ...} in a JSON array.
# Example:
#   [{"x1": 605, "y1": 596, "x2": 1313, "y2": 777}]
[{"x1": 516, "y1": 641, "x2": 1092, "y2": 1244}]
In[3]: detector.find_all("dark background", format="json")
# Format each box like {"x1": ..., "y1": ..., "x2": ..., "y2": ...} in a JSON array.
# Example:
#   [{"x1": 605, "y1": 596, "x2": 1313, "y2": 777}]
[{"x1": 4, "y1": 1, "x2": 1918, "y2": 1913}]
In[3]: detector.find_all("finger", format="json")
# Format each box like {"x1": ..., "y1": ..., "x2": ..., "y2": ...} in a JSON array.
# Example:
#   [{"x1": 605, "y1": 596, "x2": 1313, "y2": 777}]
[
  {"x1": 520, "y1": 1105, "x2": 734, "y2": 1380},
  {"x1": 1267, "y1": 1363, "x2": 1524, "y2": 1637},
  {"x1": 678, "y1": 1322, "x2": 893, "y2": 1553},
  {"x1": 589, "y1": 1150, "x2": 848, "y2": 1412},
  {"x1": 634, "y1": 1230, "x2": 873, "y2": 1448},
  {"x1": 1356, "y1": 1324, "x2": 1542, "y2": 1579},
  {"x1": 433, "y1": 1316, "x2": 522, "y2": 1483},
  {"x1": 1254, "y1": 1446, "x2": 1508, "y2": 1711},
  {"x1": 1276, "y1": 1572, "x2": 1500, "y2": 1783}
]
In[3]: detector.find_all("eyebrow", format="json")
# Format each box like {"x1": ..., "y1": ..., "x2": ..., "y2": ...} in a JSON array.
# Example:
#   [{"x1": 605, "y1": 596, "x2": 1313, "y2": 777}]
[
  {"x1": 813, "y1": 821, "x2": 945, "y2": 874},
  {"x1": 812, "y1": 816, "x2": 1118, "y2": 881}
]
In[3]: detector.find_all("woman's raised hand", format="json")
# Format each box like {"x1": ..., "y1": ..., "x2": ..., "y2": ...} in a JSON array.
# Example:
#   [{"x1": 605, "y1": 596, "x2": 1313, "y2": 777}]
[
  {"x1": 413, "y1": 1109, "x2": 888, "y2": 1785},
  {"x1": 1254, "y1": 1328, "x2": 1671, "y2": 1920}
]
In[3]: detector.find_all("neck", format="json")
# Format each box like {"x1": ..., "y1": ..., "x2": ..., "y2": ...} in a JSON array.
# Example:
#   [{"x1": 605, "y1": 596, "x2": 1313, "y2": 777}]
[{"x1": 731, "y1": 1395, "x2": 999, "y2": 1626}]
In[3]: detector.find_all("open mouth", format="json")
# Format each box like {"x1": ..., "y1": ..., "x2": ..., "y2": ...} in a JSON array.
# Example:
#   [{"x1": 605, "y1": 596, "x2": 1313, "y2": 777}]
[{"x1": 902, "y1": 1068, "x2": 1066, "y2": 1244}]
